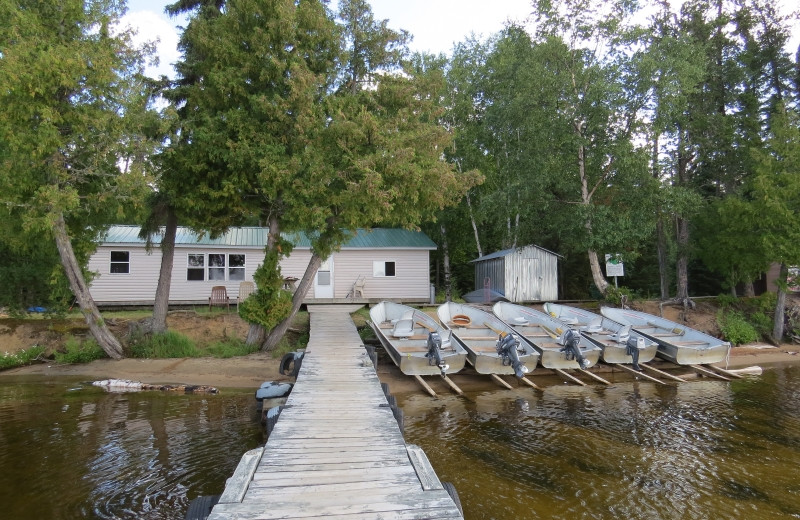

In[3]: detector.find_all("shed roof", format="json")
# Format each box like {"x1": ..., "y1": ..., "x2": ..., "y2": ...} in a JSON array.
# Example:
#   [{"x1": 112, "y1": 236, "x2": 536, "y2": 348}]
[
  {"x1": 100, "y1": 225, "x2": 437, "y2": 250},
  {"x1": 470, "y1": 244, "x2": 562, "y2": 263}
]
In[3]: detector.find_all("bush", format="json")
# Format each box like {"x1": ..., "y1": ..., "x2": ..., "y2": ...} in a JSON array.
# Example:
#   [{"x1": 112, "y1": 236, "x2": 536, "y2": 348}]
[
  {"x1": 715, "y1": 293, "x2": 738, "y2": 309},
  {"x1": 54, "y1": 336, "x2": 106, "y2": 364},
  {"x1": 717, "y1": 310, "x2": 759, "y2": 346},
  {"x1": 128, "y1": 331, "x2": 199, "y2": 359},
  {"x1": 603, "y1": 285, "x2": 633, "y2": 307},
  {"x1": 0, "y1": 345, "x2": 46, "y2": 370},
  {"x1": 749, "y1": 312, "x2": 773, "y2": 339},
  {"x1": 204, "y1": 338, "x2": 259, "y2": 358}
]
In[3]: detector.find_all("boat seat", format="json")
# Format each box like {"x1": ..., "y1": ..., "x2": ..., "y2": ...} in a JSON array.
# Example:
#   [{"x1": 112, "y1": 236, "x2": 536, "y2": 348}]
[
  {"x1": 608, "y1": 325, "x2": 631, "y2": 343},
  {"x1": 561, "y1": 316, "x2": 579, "y2": 325},
  {"x1": 582, "y1": 317, "x2": 603, "y2": 333},
  {"x1": 391, "y1": 319, "x2": 414, "y2": 338}
]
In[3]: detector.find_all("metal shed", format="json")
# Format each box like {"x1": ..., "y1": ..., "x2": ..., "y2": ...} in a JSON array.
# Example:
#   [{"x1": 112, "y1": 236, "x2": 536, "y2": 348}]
[{"x1": 471, "y1": 245, "x2": 561, "y2": 302}]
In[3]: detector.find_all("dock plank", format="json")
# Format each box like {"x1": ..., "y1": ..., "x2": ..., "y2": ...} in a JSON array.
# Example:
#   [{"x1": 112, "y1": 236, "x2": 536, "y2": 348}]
[{"x1": 208, "y1": 305, "x2": 463, "y2": 520}]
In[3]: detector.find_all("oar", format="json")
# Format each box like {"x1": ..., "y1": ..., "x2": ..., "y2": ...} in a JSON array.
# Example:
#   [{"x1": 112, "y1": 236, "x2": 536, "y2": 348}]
[
  {"x1": 640, "y1": 363, "x2": 687, "y2": 382},
  {"x1": 414, "y1": 375, "x2": 437, "y2": 397},
  {"x1": 689, "y1": 364, "x2": 730, "y2": 381},
  {"x1": 554, "y1": 368, "x2": 586, "y2": 386},
  {"x1": 490, "y1": 373, "x2": 514, "y2": 389},
  {"x1": 440, "y1": 375, "x2": 464, "y2": 396},
  {"x1": 613, "y1": 363, "x2": 666, "y2": 384}
]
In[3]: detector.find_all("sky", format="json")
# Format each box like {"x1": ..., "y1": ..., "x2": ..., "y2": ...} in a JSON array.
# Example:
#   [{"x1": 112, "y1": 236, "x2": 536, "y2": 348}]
[{"x1": 122, "y1": 0, "x2": 799, "y2": 79}]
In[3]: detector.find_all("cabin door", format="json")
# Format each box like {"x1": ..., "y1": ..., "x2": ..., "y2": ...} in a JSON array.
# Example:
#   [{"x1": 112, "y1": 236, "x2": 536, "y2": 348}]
[{"x1": 314, "y1": 257, "x2": 334, "y2": 298}]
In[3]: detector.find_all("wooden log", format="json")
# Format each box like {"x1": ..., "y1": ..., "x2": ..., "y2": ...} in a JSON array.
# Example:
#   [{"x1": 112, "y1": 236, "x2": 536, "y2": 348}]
[
  {"x1": 612, "y1": 363, "x2": 666, "y2": 384},
  {"x1": 724, "y1": 365, "x2": 763, "y2": 376},
  {"x1": 705, "y1": 364, "x2": 746, "y2": 379},
  {"x1": 579, "y1": 369, "x2": 612, "y2": 385},
  {"x1": 519, "y1": 376, "x2": 541, "y2": 390},
  {"x1": 640, "y1": 363, "x2": 687, "y2": 382},
  {"x1": 440, "y1": 375, "x2": 464, "y2": 396},
  {"x1": 554, "y1": 368, "x2": 587, "y2": 386},
  {"x1": 490, "y1": 373, "x2": 514, "y2": 389},
  {"x1": 414, "y1": 375, "x2": 437, "y2": 397},
  {"x1": 689, "y1": 364, "x2": 730, "y2": 381}
]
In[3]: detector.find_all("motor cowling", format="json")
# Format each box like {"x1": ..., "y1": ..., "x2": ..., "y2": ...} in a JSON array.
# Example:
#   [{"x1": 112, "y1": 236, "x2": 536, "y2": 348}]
[
  {"x1": 496, "y1": 333, "x2": 529, "y2": 379},
  {"x1": 426, "y1": 331, "x2": 449, "y2": 375},
  {"x1": 560, "y1": 329, "x2": 590, "y2": 369}
]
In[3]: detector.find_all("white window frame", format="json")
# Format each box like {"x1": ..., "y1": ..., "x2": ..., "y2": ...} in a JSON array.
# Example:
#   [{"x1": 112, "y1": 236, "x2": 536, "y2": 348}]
[
  {"x1": 373, "y1": 260, "x2": 396, "y2": 278},
  {"x1": 187, "y1": 253, "x2": 246, "y2": 281},
  {"x1": 109, "y1": 251, "x2": 130, "y2": 274}
]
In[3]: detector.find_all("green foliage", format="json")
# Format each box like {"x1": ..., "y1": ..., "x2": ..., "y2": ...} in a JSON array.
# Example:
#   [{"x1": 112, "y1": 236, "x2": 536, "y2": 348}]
[
  {"x1": 0, "y1": 345, "x2": 46, "y2": 371},
  {"x1": 602, "y1": 285, "x2": 634, "y2": 307},
  {"x1": 128, "y1": 331, "x2": 199, "y2": 359},
  {"x1": 238, "y1": 249, "x2": 293, "y2": 330},
  {"x1": 715, "y1": 294, "x2": 738, "y2": 309},
  {"x1": 54, "y1": 337, "x2": 106, "y2": 364},
  {"x1": 204, "y1": 339, "x2": 259, "y2": 359},
  {"x1": 716, "y1": 310, "x2": 759, "y2": 346}
]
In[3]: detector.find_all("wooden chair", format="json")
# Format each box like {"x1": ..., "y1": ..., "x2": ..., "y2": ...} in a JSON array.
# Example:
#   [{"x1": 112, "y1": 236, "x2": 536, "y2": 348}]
[
  {"x1": 237, "y1": 281, "x2": 255, "y2": 310},
  {"x1": 208, "y1": 286, "x2": 230, "y2": 311}
]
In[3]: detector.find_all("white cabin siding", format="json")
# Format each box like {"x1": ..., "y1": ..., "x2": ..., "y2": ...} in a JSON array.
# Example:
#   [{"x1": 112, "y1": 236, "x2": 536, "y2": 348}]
[
  {"x1": 88, "y1": 245, "x2": 432, "y2": 304},
  {"x1": 333, "y1": 249, "x2": 430, "y2": 300}
]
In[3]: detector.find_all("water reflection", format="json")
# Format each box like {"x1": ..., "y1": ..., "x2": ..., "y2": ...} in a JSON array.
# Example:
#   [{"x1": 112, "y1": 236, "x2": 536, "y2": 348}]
[
  {"x1": 0, "y1": 376, "x2": 263, "y2": 520},
  {"x1": 402, "y1": 366, "x2": 800, "y2": 520}
]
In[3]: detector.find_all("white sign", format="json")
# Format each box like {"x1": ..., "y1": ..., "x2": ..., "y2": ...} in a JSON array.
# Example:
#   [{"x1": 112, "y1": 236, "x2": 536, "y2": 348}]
[{"x1": 605, "y1": 254, "x2": 624, "y2": 277}]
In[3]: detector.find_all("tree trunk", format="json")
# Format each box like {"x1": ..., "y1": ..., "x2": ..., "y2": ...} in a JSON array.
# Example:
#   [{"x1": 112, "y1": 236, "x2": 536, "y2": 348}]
[
  {"x1": 656, "y1": 218, "x2": 670, "y2": 300},
  {"x1": 588, "y1": 250, "x2": 609, "y2": 295},
  {"x1": 151, "y1": 208, "x2": 178, "y2": 333},
  {"x1": 53, "y1": 213, "x2": 124, "y2": 359},
  {"x1": 675, "y1": 216, "x2": 690, "y2": 302},
  {"x1": 466, "y1": 192, "x2": 483, "y2": 257},
  {"x1": 440, "y1": 223, "x2": 451, "y2": 302},
  {"x1": 262, "y1": 254, "x2": 323, "y2": 352},
  {"x1": 773, "y1": 262, "x2": 788, "y2": 343},
  {"x1": 743, "y1": 281, "x2": 755, "y2": 298},
  {"x1": 246, "y1": 212, "x2": 282, "y2": 347}
]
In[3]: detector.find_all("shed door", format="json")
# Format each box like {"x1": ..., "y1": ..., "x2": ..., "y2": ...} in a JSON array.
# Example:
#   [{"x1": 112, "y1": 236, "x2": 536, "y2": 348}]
[
  {"x1": 314, "y1": 257, "x2": 334, "y2": 298},
  {"x1": 522, "y1": 258, "x2": 541, "y2": 301}
]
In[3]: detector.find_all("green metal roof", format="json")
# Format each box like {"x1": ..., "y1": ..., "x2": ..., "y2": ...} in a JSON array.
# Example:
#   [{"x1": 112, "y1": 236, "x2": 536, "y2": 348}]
[{"x1": 101, "y1": 225, "x2": 437, "y2": 250}]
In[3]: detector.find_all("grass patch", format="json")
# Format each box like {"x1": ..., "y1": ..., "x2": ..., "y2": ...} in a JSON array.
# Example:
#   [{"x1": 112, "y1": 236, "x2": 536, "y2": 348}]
[
  {"x1": 54, "y1": 336, "x2": 107, "y2": 364},
  {"x1": 0, "y1": 345, "x2": 46, "y2": 370},
  {"x1": 128, "y1": 330, "x2": 200, "y2": 359},
  {"x1": 204, "y1": 338, "x2": 259, "y2": 358}
]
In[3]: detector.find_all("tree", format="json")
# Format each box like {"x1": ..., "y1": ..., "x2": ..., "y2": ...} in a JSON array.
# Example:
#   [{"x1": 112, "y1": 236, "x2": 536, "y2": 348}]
[
  {"x1": 163, "y1": 0, "x2": 474, "y2": 351},
  {"x1": 750, "y1": 106, "x2": 800, "y2": 342},
  {"x1": 0, "y1": 0, "x2": 153, "y2": 358}
]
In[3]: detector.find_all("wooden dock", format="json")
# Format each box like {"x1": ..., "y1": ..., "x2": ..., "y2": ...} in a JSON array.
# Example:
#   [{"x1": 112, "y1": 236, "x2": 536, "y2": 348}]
[{"x1": 208, "y1": 305, "x2": 464, "y2": 520}]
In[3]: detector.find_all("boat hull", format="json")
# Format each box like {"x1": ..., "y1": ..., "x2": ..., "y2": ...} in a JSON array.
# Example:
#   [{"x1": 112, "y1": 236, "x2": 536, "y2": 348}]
[
  {"x1": 543, "y1": 303, "x2": 658, "y2": 365},
  {"x1": 368, "y1": 301, "x2": 467, "y2": 376},
  {"x1": 436, "y1": 302, "x2": 539, "y2": 375},
  {"x1": 493, "y1": 302, "x2": 602, "y2": 369},
  {"x1": 600, "y1": 307, "x2": 730, "y2": 365}
]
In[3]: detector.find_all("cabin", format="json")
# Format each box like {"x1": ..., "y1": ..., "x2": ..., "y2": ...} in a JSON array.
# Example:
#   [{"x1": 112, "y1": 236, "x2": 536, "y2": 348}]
[
  {"x1": 470, "y1": 245, "x2": 561, "y2": 302},
  {"x1": 87, "y1": 225, "x2": 436, "y2": 306}
]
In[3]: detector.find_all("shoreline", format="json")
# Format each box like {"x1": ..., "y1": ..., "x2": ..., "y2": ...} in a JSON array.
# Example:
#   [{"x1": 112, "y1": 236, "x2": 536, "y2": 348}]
[{"x1": 2, "y1": 342, "x2": 797, "y2": 394}]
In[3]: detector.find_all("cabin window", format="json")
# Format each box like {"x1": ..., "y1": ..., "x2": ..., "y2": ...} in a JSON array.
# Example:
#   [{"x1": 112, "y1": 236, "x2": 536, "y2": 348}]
[
  {"x1": 187, "y1": 254, "x2": 205, "y2": 281},
  {"x1": 373, "y1": 261, "x2": 396, "y2": 277},
  {"x1": 228, "y1": 254, "x2": 245, "y2": 281},
  {"x1": 209, "y1": 254, "x2": 226, "y2": 281},
  {"x1": 187, "y1": 253, "x2": 246, "y2": 281},
  {"x1": 110, "y1": 251, "x2": 130, "y2": 274}
]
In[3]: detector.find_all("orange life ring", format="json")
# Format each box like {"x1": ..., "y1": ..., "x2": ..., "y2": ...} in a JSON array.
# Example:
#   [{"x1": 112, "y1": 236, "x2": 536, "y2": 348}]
[{"x1": 452, "y1": 314, "x2": 471, "y2": 326}]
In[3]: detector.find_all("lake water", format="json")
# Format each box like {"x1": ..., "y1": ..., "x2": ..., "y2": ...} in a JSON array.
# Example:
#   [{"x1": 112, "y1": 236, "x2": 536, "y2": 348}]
[{"x1": 0, "y1": 366, "x2": 799, "y2": 519}]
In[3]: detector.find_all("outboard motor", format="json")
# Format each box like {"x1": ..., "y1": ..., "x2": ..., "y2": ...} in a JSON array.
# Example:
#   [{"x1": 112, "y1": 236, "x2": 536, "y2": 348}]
[
  {"x1": 426, "y1": 331, "x2": 450, "y2": 376},
  {"x1": 626, "y1": 336, "x2": 644, "y2": 371},
  {"x1": 496, "y1": 333, "x2": 530, "y2": 379},
  {"x1": 560, "y1": 328, "x2": 590, "y2": 369}
]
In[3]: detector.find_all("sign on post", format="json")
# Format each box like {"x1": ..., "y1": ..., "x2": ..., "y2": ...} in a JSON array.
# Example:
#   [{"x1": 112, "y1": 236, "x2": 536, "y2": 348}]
[{"x1": 605, "y1": 254, "x2": 624, "y2": 287}]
